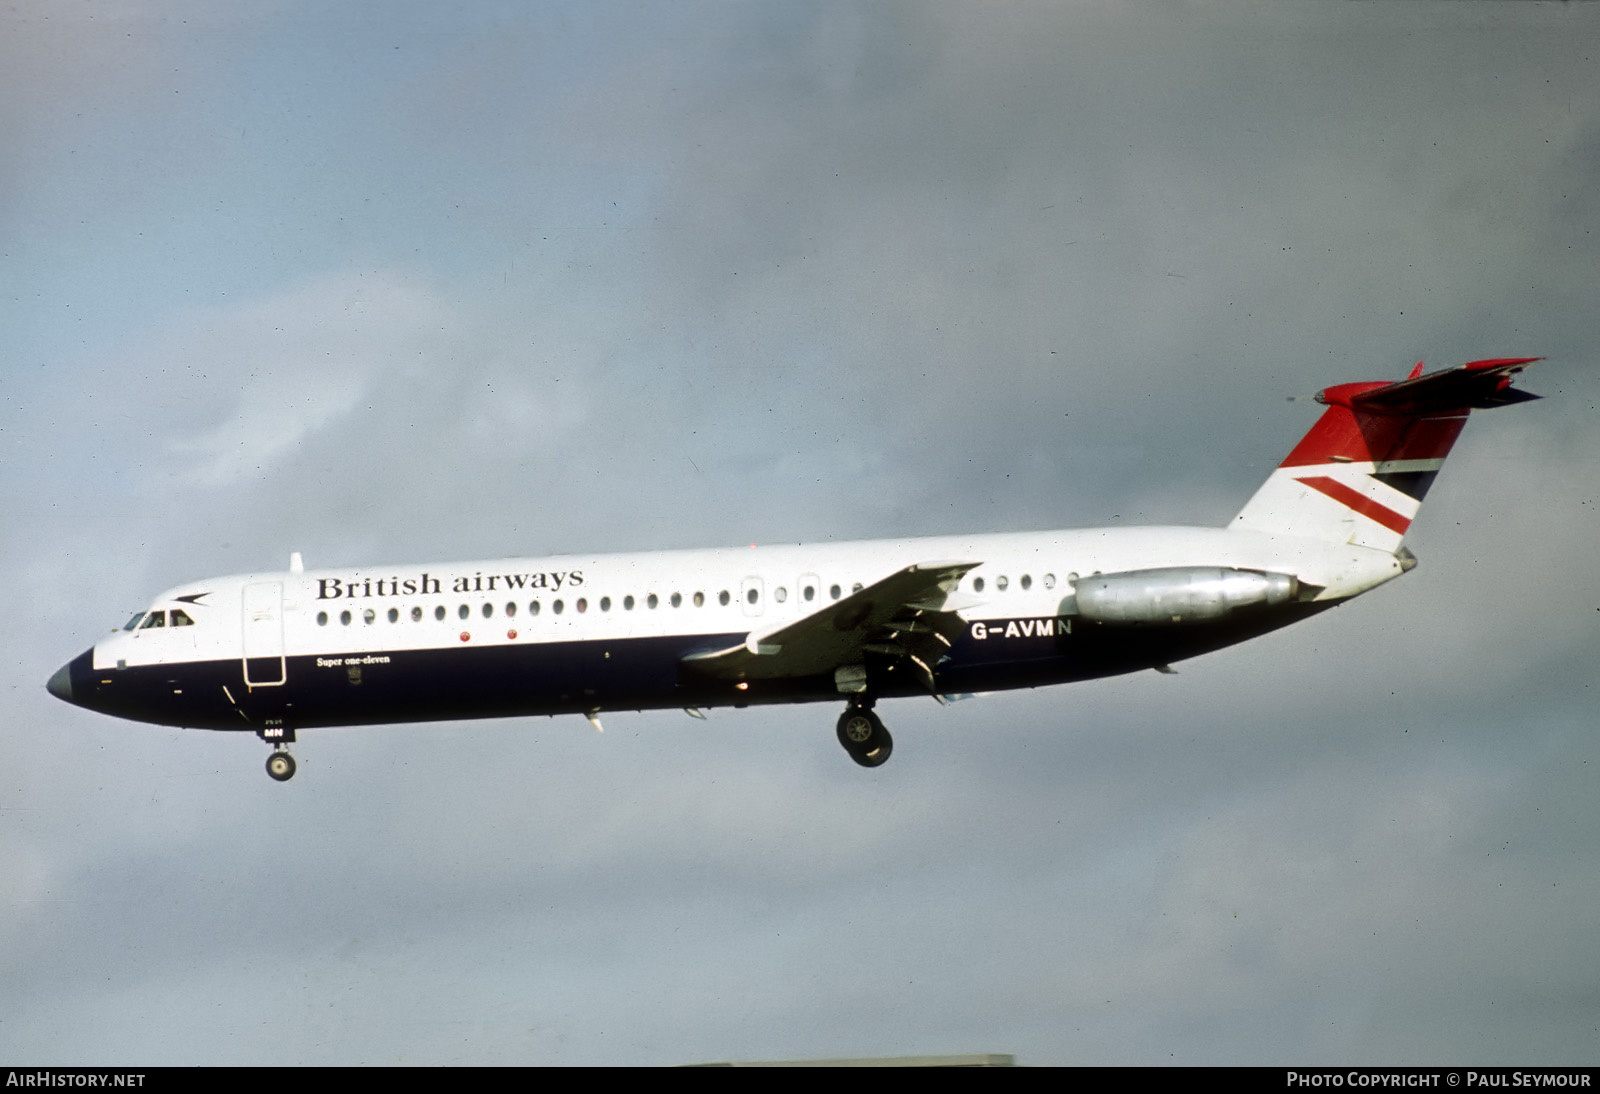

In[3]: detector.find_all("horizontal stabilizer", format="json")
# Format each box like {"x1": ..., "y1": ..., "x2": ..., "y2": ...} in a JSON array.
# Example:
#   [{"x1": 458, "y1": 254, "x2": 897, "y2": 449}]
[{"x1": 1325, "y1": 357, "x2": 1541, "y2": 416}]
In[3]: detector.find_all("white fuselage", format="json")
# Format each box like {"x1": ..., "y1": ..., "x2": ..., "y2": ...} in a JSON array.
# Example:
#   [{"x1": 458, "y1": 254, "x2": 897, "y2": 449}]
[{"x1": 93, "y1": 525, "x2": 1401, "y2": 678}]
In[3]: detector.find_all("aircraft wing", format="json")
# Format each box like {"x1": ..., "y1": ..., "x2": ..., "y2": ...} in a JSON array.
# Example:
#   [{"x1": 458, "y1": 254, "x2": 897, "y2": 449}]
[{"x1": 681, "y1": 560, "x2": 980, "y2": 690}]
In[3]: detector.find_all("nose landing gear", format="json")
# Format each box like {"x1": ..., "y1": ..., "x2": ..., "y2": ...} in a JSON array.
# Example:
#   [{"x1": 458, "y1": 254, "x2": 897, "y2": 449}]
[
  {"x1": 265, "y1": 748, "x2": 297, "y2": 782},
  {"x1": 257, "y1": 723, "x2": 297, "y2": 782},
  {"x1": 836, "y1": 701, "x2": 893, "y2": 768}
]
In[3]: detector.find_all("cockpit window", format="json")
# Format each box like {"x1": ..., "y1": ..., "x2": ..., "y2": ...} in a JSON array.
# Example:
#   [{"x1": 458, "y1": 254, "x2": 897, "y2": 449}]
[
  {"x1": 123, "y1": 613, "x2": 145, "y2": 631},
  {"x1": 140, "y1": 611, "x2": 167, "y2": 629},
  {"x1": 170, "y1": 609, "x2": 194, "y2": 627}
]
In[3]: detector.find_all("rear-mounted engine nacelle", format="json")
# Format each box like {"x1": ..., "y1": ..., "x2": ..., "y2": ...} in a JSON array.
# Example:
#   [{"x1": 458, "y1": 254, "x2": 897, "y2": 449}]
[{"x1": 1070, "y1": 567, "x2": 1300, "y2": 625}]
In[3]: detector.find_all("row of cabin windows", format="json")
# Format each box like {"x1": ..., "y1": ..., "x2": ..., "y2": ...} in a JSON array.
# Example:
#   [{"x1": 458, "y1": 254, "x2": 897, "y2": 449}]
[
  {"x1": 310, "y1": 571, "x2": 1058, "y2": 628},
  {"x1": 123, "y1": 610, "x2": 196, "y2": 630},
  {"x1": 123, "y1": 572, "x2": 1058, "y2": 632},
  {"x1": 314, "y1": 580, "x2": 864, "y2": 627},
  {"x1": 973, "y1": 573, "x2": 1055, "y2": 594}
]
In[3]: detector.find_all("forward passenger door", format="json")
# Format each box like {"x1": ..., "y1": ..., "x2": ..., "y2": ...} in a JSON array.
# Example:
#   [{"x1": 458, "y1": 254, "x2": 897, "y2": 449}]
[{"x1": 242, "y1": 582, "x2": 286, "y2": 687}]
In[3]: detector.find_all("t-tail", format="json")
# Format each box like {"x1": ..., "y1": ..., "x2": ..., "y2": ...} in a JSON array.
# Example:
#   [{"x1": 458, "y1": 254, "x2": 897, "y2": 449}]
[{"x1": 1232, "y1": 357, "x2": 1541, "y2": 553}]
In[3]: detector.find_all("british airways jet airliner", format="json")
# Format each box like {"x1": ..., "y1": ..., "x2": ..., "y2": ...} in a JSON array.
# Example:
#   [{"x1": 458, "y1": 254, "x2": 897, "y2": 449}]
[{"x1": 48, "y1": 358, "x2": 1540, "y2": 781}]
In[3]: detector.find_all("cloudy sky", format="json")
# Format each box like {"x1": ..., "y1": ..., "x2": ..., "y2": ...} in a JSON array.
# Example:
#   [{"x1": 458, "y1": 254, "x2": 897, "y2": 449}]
[{"x1": 5, "y1": 0, "x2": 1598, "y2": 1066}]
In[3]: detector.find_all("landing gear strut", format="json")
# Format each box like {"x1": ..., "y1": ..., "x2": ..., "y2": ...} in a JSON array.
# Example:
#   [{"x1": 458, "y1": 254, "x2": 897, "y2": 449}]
[
  {"x1": 836, "y1": 700, "x2": 893, "y2": 768},
  {"x1": 265, "y1": 748, "x2": 296, "y2": 782}
]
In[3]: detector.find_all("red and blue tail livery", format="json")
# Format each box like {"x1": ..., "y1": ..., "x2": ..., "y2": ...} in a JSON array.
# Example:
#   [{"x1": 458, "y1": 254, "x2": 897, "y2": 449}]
[
  {"x1": 48, "y1": 357, "x2": 1542, "y2": 780},
  {"x1": 1234, "y1": 357, "x2": 1540, "y2": 553}
]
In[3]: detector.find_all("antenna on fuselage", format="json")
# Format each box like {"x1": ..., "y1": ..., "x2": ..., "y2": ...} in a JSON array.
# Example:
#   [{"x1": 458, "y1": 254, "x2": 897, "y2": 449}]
[{"x1": 289, "y1": 552, "x2": 304, "y2": 574}]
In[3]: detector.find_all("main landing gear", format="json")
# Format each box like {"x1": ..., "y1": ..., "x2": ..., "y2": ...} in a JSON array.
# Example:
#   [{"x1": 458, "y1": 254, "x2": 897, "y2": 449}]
[{"x1": 836, "y1": 700, "x2": 893, "y2": 768}]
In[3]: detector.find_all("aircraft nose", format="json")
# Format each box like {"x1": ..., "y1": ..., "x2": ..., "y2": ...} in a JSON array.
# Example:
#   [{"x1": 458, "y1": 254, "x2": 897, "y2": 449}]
[{"x1": 47, "y1": 660, "x2": 75, "y2": 704}]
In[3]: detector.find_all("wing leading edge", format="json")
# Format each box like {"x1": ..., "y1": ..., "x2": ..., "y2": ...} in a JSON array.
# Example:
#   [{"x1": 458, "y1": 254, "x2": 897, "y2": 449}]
[{"x1": 681, "y1": 560, "x2": 980, "y2": 693}]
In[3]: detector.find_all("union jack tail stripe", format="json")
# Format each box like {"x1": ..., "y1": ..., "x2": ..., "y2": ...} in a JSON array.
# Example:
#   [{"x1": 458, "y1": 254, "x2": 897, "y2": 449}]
[
  {"x1": 1294, "y1": 476, "x2": 1413, "y2": 536},
  {"x1": 1232, "y1": 358, "x2": 1540, "y2": 553}
]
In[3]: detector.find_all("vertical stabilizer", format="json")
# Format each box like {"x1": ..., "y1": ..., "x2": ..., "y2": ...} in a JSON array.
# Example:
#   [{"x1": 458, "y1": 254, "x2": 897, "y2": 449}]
[{"x1": 1231, "y1": 358, "x2": 1539, "y2": 552}]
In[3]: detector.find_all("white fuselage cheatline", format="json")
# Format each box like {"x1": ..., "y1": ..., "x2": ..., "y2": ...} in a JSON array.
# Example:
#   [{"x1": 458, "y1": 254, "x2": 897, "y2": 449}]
[{"x1": 96, "y1": 526, "x2": 1401, "y2": 673}]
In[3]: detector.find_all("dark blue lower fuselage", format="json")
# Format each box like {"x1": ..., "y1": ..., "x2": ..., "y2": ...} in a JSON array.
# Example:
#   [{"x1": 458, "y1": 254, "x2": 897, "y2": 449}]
[{"x1": 53, "y1": 603, "x2": 1330, "y2": 735}]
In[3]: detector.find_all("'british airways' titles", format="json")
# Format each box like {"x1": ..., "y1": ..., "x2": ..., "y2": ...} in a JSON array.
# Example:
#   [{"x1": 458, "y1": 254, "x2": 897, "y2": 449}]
[{"x1": 316, "y1": 570, "x2": 584, "y2": 600}]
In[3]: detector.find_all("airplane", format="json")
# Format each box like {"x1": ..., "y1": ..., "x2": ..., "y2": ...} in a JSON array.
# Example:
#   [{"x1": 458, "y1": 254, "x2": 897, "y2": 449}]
[{"x1": 47, "y1": 357, "x2": 1541, "y2": 781}]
